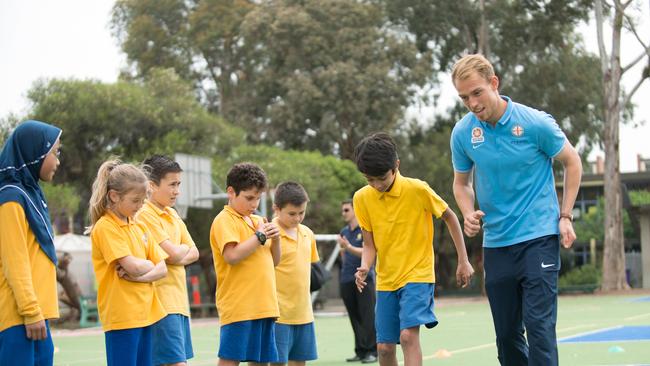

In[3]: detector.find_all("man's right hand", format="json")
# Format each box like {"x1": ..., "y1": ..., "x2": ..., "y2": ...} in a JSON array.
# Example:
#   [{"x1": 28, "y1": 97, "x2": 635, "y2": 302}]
[
  {"x1": 463, "y1": 210, "x2": 485, "y2": 237},
  {"x1": 25, "y1": 320, "x2": 47, "y2": 340},
  {"x1": 355, "y1": 266, "x2": 369, "y2": 292}
]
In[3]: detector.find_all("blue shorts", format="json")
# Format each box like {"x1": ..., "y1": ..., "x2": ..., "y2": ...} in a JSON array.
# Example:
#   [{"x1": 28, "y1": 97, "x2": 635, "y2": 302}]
[
  {"x1": 0, "y1": 321, "x2": 53, "y2": 366},
  {"x1": 105, "y1": 326, "x2": 152, "y2": 366},
  {"x1": 376, "y1": 283, "x2": 438, "y2": 344},
  {"x1": 218, "y1": 318, "x2": 278, "y2": 362},
  {"x1": 274, "y1": 323, "x2": 318, "y2": 362},
  {"x1": 152, "y1": 314, "x2": 194, "y2": 365}
]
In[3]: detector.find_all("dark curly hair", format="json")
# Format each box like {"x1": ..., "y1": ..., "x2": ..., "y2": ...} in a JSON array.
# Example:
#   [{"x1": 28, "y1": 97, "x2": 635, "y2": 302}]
[
  {"x1": 274, "y1": 181, "x2": 309, "y2": 209},
  {"x1": 354, "y1": 132, "x2": 398, "y2": 176},
  {"x1": 226, "y1": 162, "x2": 268, "y2": 195},
  {"x1": 142, "y1": 155, "x2": 182, "y2": 185}
]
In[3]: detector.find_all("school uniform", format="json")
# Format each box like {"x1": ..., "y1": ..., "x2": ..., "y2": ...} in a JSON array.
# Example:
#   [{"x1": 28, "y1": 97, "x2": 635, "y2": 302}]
[
  {"x1": 353, "y1": 173, "x2": 448, "y2": 343},
  {"x1": 210, "y1": 205, "x2": 280, "y2": 362},
  {"x1": 0, "y1": 120, "x2": 61, "y2": 366},
  {"x1": 91, "y1": 211, "x2": 168, "y2": 366},
  {"x1": 138, "y1": 200, "x2": 195, "y2": 365},
  {"x1": 273, "y1": 218, "x2": 319, "y2": 363}
]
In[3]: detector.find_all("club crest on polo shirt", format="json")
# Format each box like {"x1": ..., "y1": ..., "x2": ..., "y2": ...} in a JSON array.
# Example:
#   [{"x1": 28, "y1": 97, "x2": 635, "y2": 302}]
[
  {"x1": 511, "y1": 125, "x2": 524, "y2": 137},
  {"x1": 471, "y1": 127, "x2": 484, "y2": 144}
]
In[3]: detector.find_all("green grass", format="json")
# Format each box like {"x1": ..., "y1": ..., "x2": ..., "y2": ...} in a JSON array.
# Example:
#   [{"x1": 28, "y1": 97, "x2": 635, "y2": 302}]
[{"x1": 52, "y1": 293, "x2": 650, "y2": 365}]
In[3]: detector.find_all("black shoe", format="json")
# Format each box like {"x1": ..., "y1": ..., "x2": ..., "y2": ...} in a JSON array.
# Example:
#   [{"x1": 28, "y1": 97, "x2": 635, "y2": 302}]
[
  {"x1": 346, "y1": 355, "x2": 363, "y2": 362},
  {"x1": 361, "y1": 355, "x2": 378, "y2": 363}
]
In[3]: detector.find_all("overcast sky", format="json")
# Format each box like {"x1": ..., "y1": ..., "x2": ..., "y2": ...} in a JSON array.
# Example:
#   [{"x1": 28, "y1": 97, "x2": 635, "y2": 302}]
[{"x1": 1, "y1": 0, "x2": 649, "y2": 172}]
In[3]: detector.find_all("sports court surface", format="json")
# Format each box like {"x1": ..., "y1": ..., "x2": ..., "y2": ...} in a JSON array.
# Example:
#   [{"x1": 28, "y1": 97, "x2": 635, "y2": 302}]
[{"x1": 51, "y1": 292, "x2": 650, "y2": 365}]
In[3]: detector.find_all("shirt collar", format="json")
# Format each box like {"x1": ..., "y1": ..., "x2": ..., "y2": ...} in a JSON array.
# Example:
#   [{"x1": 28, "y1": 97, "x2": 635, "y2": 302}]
[
  {"x1": 496, "y1": 95, "x2": 513, "y2": 126},
  {"x1": 106, "y1": 209, "x2": 133, "y2": 227},
  {"x1": 384, "y1": 172, "x2": 404, "y2": 197},
  {"x1": 273, "y1": 217, "x2": 300, "y2": 241},
  {"x1": 144, "y1": 199, "x2": 168, "y2": 217}
]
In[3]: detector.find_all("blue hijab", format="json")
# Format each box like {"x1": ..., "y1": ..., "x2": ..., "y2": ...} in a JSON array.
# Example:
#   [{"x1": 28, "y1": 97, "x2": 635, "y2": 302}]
[{"x1": 0, "y1": 120, "x2": 62, "y2": 264}]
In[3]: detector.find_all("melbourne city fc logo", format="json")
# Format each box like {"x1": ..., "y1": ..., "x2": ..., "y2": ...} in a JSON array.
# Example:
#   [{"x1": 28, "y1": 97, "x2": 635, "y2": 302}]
[
  {"x1": 512, "y1": 125, "x2": 524, "y2": 137},
  {"x1": 471, "y1": 127, "x2": 484, "y2": 144}
]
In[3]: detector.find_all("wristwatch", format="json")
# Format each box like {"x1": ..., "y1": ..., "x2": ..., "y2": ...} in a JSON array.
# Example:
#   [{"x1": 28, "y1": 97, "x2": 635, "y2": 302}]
[
  {"x1": 255, "y1": 231, "x2": 267, "y2": 245},
  {"x1": 559, "y1": 213, "x2": 574, "y2": 222}
]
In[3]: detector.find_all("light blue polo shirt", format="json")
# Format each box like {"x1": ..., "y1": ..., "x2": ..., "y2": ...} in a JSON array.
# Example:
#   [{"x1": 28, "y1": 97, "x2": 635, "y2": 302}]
[{"x1": 450, "y1": 96, "x2": 566, "y2": 248}]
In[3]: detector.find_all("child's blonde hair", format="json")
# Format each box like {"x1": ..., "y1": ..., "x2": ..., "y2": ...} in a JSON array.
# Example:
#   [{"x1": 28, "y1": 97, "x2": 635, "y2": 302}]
[
  {"x1": 451, "y1": 54, "x2": 495, "y2": 86},
  {"x1": 88, "y1": 158, "x2": 148, "y2": 226}
]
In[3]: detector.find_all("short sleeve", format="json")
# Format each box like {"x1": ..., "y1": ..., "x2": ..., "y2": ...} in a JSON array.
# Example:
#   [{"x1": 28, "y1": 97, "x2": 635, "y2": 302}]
[
  {"x1": 451, "y1": 126, "x2": 473, "y2": 173},
  {"x1": 146, "y1": 229, "x2": 169, "y2": 264},
  {"x1": 419, "y1": 181, "x2": 449, "y2": 219},
  {"x1": 92, "y1": 222, "x2": 131, "y2": 265},
  {"x1": 176, "y1": 213, "x2": 196, "y2": 248},
  {"x1": 536, "y1": 113, "x2": 567, "y2": 158},
  {"x1": 212, "y1": 214, "x2": 242, "y2": 253},
  {"x1": 137, "y1": 210, "x2": 170, "y2": 245},
  {"x1": 309, "y1": 231, "x2": 320, "y2": 263},
  {"x1": 353, "y1": 191, "x2": 372, "y2": 232}
]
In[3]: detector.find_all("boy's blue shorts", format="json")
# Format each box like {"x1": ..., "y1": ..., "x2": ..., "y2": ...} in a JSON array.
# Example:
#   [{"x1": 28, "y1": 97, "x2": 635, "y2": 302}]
[
  {"x1": 152, "y1": 314, "x2": 194, "y2": 365},
  {"x1": 105, "y1": 326, "x2": 152, "y2": 366},
  {"x1": 376, "y1": 282, "x2": 438, "y2": 344},
  {"x1": 274, "y1": 322, "x2": 318, "y2": 362},
  {"x1": 0, "y1": 321, "x2": 53, "y2": 366},
  {"x1": 218, "y1": 318, "x2": 278, "y2": 362}
]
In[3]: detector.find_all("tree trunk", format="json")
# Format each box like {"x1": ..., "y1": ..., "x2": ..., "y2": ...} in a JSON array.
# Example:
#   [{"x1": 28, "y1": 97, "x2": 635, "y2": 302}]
[{"x1": 599, "y1": 2, "x2": 629, "y2": 290}]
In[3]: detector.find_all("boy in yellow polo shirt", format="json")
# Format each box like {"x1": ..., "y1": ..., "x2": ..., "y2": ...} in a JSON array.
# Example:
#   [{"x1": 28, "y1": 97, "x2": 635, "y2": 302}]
[
  {"x1": 353, "y1": 133, "x2": 474, "y2": 366},
  {"x1": 90, "y1": 159, "x2": 168, "y2": 366},
  {"x1": 271, "y1": 182, "x2": 320, "y2": 366},
  {"x1": 0, "y1": 120, "x2": 62, "y2": 366},
  {"x1": 210, "y1": 162, "x2": 281, "y2": 366},
  {"x1": 139, "y1": 155, "x2": 199, "y2": 366}
]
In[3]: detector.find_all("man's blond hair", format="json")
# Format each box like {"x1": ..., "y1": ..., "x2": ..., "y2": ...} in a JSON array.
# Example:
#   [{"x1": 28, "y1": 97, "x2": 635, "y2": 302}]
[{"x1": 451, "y1": 54, "x2": 495, "y2": 85}]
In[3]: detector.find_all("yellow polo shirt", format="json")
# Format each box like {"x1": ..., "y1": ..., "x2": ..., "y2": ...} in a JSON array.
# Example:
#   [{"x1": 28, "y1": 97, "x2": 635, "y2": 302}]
[
  {"x1": 273, "y1": 218, "x2": 319, "y2": 325},
  {"x1": 353, "y1": 173, "x2": 448, "y2": 291},
  {"x1": 91, "y1": 210, "x2": 167, "y2": 331},
  {"x1": 210, "y1": 205, "x2": 279, "y2": 326},
  {"x1": 0, "y1": 202, "x2": 59, "y2": 332},
  {"x1": 137, "y1": 200, "x2": 195, "y2": 317}
]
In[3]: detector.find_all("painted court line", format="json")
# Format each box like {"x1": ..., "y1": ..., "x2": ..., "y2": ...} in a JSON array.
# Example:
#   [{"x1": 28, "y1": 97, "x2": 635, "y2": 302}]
[
  {"x1": 557, "y1": 325, "x2": 624, "y2": 342},
  {"x1": 625, "y1": 312, "x2": 650, "y2": 321}
]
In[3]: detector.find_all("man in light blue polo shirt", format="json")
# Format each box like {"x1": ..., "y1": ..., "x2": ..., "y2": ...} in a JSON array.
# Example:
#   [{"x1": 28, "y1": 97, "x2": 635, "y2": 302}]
[{"x1": 450, "y1": 54, "x2": 582, "y2": 366}]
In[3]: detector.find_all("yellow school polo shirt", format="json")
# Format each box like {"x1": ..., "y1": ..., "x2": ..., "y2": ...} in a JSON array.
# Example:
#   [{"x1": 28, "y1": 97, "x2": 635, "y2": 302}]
[
  {"x1": 91, "y1": 210, "x2": 167, "y2": 331},
  {"x1": 0, "y1": 202, "x2": 59, "y2": 332},
  {"x1": 137, "y1": 200, "x2": 195, "y2": 316},
  {"x1": 273, "y1": 218, "x2": 320, "y2": 325},
  {"x1": 353, "y1": 173, "x2": 448, "y2": 291},
  {"x1": 210, "y1": 205, "x2": 279, "y2": 326}
]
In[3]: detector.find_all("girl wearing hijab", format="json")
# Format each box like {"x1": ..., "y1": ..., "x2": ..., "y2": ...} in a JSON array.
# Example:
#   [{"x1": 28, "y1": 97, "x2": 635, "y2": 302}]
[{"x1": 0, "y1": 120, "x2": 62, "y2": 366}]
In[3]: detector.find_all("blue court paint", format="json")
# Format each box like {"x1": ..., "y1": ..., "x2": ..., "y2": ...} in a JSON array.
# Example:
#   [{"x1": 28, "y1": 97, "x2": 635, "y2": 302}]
[
  {"x1": 559, "y1": 326, "x2": 650, "y2": 343},
  {"x1": 629, "y1": 296, "x2": 650, "y2": 303}
]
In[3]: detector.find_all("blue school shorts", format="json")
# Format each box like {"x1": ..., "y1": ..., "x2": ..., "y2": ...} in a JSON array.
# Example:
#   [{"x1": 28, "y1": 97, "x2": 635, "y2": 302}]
[
  {"x1": 105, "y1": 326, "x2": 152, "y2": 366},
  {"x1": 152, "y1": 314, "x2": 194, "y2": 365},
  {"x1": 274, "y1": 322, "x2": 318, "y2": 362},
  {"x1": 375, "y1": 282, "x2": 438, "y2": 344},
  {"x1": 218, "y1": 318, "x2": 278, "y2": 362},
  {"x1": 0, "y1": 321, "x2": 53, "y2": 366}
]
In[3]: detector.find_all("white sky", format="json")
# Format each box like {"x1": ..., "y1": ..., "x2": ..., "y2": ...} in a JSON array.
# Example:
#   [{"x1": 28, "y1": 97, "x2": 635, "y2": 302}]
[{"x1": 1, "y1": 0, "x2": 649, "y2": 172}]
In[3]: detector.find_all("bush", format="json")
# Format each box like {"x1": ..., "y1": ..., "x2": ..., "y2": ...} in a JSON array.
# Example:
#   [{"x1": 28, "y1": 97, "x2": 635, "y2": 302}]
[{"x1": 559, "y1": 264, "x2": 601, "y2": 287}]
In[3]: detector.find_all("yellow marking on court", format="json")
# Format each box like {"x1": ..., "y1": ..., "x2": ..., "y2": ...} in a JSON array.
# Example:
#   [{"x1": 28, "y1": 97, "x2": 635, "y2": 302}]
[{"x1": 624, "y1": 312, "x2": 650, "y2": 321}]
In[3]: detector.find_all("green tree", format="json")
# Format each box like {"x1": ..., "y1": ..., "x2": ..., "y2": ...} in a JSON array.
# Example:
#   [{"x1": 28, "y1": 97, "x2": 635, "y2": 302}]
[
  {"x1": 213, "y1": 144, "x2": 366, "y2": 233},
  {"x1": 382, "y1": 0, "x2": 604, "y2": 154},
  {"x1": 27, "y1": 68, "x2": 244, "y2": 227},
  {"x1": 112, "y1": 0, "x2": 431, "y2": 158},
  {"x1": 41, "y1": 182, "x2": 81, "y2": 234}
]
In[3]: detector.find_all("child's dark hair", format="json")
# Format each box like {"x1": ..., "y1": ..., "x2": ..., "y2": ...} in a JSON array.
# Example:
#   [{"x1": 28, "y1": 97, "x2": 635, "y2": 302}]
[
  {"x1": 274, "y1": 181, "x2": 309, "y2": 209},
  {"x1": 341, "y1": 198, "x2": 353, "y2": 206},
  {"x1": 142, "y1": 155, "x2": 182, "y2": 185},
  {"x1": 227, "y1": 162, "x2": 268, "y2": 195},
  {"x1": 353, "y1": 132, "x2": 398, "y2": 176}
]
